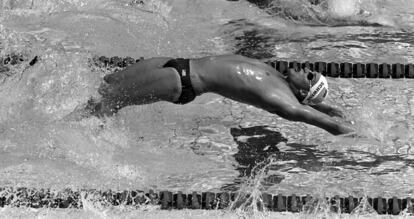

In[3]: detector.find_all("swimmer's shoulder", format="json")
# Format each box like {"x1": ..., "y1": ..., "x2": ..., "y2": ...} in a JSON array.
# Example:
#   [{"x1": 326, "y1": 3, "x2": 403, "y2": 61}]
[
  {"x1": 192, "y1": 54, "x2": 265, "y2": 67},
  {"x1": 192, "y1": 55, "x2": 283, "y2": 78}
]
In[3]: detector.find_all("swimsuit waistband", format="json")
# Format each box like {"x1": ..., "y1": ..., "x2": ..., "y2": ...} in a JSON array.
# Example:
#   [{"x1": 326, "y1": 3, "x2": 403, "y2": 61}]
[{"x1": 163, "y1": 58, "x2": 196, "y2": 104}]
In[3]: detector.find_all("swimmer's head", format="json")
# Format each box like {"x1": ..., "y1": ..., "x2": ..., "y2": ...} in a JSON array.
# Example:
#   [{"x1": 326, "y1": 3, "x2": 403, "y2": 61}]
[
  {"x1": 287, "y1": 68, "x2": 329, "y2": 105},
  {"x1": 302, "y1": 70, "x2": 329, "y2": 105}
]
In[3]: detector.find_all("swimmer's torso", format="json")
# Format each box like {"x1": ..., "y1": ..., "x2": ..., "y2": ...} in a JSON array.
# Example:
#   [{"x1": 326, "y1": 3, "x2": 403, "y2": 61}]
[{"x1": 191, "y1": 55, "x2": 299, "y2": 108}]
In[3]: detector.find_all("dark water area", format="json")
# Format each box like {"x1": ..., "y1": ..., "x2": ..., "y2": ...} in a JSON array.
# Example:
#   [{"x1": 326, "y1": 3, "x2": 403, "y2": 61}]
[
  {"x1": 222, "y1": 124, "x2": 414, "y2": 192},
  {"x1": 221, "y1": 19, "x2": 279, "y2": 59},
  {"x1": 231, "y1": 126, "x2": 285, "y2": 177}
]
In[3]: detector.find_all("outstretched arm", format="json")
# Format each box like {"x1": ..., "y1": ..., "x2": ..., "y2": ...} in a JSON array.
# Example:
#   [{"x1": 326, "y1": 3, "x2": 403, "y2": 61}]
[
  {"x1": 262, "y1": 95, "x2": 353, "y2": 135},
  {"x1": 309, "y1": 102, "x2": 346, "y2": 118}
]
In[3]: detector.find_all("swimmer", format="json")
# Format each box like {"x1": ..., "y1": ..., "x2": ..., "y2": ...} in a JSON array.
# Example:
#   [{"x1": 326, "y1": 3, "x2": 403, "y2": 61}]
[{"x1": 71, "y1": 55, "x2": 353, "y2": 135}]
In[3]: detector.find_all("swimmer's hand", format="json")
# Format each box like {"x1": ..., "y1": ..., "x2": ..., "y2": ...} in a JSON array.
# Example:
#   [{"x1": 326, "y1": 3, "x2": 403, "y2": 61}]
[
  {"x1": 323, "y1": 102, "x2": 347, "y2": 118},
  {"x1": 327, "y1": 106, "x2": 346, "y2": 118}
]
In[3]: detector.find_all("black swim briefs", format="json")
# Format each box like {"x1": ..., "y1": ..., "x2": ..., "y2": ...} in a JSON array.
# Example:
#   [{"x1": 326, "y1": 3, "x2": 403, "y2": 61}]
[{"x1": 163, "y1": 58, "x2": 196, "y2": 104}]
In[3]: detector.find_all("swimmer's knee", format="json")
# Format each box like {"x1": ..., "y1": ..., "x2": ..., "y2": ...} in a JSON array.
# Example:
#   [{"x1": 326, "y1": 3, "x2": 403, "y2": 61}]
[
  {"x1": 103, "y1": 74, "x2": 111, "y2": 84},
  {"x1": 98, "y1": 82, "x2": 113, "y2": 97},
  {"x1": 103, "y1": 73, "x2": 120, "y2": 84}
]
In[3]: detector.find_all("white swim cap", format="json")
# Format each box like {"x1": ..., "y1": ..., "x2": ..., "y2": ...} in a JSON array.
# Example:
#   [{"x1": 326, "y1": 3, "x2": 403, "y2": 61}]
[{"x1": 302, "y1": 72, "x2": 329, "y2": 105}]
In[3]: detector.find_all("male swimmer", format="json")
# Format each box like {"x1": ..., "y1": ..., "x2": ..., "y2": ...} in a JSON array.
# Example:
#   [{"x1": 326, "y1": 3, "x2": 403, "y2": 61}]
[{"x1": 72, "y1": 55, "x2": 354, "y2": 135}]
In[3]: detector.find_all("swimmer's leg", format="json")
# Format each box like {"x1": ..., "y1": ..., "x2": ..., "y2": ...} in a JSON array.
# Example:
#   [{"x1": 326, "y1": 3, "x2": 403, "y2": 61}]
[
  {"x1": 98, "y1": 67, "x2": 181, "y2": 113},
  {"x1": 65, "y1": 62, "x2": 182, "y2": 120}
]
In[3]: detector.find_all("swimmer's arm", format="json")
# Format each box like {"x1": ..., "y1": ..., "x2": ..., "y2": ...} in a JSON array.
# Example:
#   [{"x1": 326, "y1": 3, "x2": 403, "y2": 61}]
[
  {"x1": 277, "y1": 105, "x2": 352, "y2": 135},
  {"x1": 262, "y1": 96, "x2": 353, "y2": 135},
  {"x1": 309, "y1": 103, "x2": 345, "y2": 118}
]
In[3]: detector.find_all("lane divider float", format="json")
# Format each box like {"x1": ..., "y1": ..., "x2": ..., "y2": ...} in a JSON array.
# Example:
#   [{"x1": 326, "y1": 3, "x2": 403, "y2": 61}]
[
  {"x1": 2, "y1": 54, "x2": 412, "y2": 79},
  {"x1": 266, "y1": 60, "x2": 414, "y2": 79},
  {"x1": 91, "y1": 56, "x2": 414, "y2": 79},
  {"x1": 0, "y1": 187, "x2": 413, "y2": 215}
]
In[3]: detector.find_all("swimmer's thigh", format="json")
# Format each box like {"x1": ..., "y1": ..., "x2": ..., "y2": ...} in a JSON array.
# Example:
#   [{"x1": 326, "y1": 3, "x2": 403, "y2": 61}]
[
  {"x1": 99, "y1": 67, "x2": 181, "y2": 106},
  {"x1": 103, "y1": 57, "x2": 173, "y2": 84}
]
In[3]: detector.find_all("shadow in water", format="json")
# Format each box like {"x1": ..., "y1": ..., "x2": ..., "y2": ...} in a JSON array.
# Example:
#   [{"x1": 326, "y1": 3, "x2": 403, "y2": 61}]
[
  {"x1": 221, "y1": 125, "x2": 414, "y2": 191},
  {"x1": 230, "y1": 126, "x2": 287, "y2": 177}
]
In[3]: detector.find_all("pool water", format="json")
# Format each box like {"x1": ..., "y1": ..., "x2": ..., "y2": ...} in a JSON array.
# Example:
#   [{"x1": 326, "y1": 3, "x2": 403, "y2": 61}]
[{"x1": 1, "y1": 0, "x2": 414, "y2": 216}]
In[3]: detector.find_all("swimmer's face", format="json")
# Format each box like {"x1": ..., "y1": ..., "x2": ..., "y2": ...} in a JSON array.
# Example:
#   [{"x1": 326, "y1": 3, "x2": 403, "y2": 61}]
[{"x1": 287, "y1": 68, "x2": 313, "y2": 91}]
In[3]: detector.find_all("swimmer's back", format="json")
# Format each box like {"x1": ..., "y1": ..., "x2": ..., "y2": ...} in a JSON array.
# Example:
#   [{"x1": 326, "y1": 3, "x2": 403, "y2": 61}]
[{"x1": 191, "y1": 55, "x2": 292, "y2": 105}]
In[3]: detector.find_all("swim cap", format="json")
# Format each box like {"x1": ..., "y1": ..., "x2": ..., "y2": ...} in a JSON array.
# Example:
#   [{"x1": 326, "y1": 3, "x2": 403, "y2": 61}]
[{"x1": 302, "y1": 72, "x2": 329, "y2": 105}]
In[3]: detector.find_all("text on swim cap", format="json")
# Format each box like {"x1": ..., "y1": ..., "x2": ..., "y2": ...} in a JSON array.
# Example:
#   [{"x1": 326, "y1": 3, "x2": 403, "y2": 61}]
[{"x1": 309, "y1": 81, "x2": 325, "y2": 100}]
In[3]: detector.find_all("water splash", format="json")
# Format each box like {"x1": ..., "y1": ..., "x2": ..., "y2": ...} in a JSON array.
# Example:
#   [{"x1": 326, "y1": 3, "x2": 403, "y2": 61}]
[
  {"x1": 223, "y1": 155, "x2": 393, "y2": 218},
  {"x1": 228, "y1": 156, "x2": 275, "y2": 217}
]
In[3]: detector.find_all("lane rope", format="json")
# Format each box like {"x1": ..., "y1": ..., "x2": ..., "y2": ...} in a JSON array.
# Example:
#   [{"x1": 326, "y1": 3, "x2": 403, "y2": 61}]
[
  {"x1": 2, "y1": 54, "x2": 412, "y2": 79},
  {"x1": 91, "y1": 56, "x2": 414, "y2": 79},
  {"x1": 0, "y1": 187, "x2": 412, "y2": 215},
  {"x1": 266, "y1": 60, "x2": 414, "y2": 79}
]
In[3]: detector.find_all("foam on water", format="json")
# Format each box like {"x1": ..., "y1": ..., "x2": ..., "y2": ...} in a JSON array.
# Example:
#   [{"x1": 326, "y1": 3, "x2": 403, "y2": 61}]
[{"x1": 327, "y1": 0, "x2": 361, "y2": 18}]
